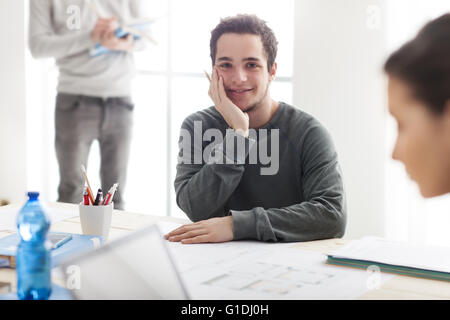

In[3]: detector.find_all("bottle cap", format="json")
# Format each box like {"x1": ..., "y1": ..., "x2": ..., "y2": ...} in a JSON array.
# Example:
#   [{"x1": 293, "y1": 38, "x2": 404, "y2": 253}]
[{"x1": 27, "y1": 192, "x2": 40, "y2": 200}]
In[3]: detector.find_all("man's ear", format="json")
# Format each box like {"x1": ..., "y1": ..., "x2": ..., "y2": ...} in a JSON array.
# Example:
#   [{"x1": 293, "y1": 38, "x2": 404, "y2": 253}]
[{"x1": 269, "y1": 62, "x2": 277, "y2": 81}]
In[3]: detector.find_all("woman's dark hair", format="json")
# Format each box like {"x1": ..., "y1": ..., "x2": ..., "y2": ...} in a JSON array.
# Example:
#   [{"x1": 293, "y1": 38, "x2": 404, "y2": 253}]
[
  {"x1": 210, "y1": 14, "x2": 278, "y2": 72},
  {"x1": 384, "y1": 13, "x2": 450, "y2": 114}
]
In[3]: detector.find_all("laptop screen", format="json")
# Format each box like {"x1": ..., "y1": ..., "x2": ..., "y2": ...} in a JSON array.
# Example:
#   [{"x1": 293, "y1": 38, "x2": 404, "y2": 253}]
[{"x1": 61, "y1": 224, "x2": 189, "y2": 300}]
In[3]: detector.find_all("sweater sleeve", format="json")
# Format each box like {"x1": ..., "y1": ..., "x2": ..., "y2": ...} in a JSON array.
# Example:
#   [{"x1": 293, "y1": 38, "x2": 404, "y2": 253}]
[
  {"x1": 231, "y1": 122, "x2": 347, "y2": 242},
  {"x1": 174, "y1": 116, "x2": 256, "y2": 222},
  {"x1": 28, "y1": 0, "x2": 93, "y2": 59}
]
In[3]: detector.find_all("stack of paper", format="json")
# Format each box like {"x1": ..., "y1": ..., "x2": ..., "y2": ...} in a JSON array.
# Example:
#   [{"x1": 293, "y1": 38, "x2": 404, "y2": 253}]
[{"x1": 327, "y1": 237, "x2": 450, "y2": 281}]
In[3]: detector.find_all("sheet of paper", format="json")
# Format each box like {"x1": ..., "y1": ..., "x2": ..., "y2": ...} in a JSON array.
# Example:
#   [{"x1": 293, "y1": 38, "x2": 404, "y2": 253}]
[
  {"x1": 331, "y1": 236, "x2": 450, "y2": 273},
  {"x1": 155, "y1": 228, "x2": 393, "y2": 299},
  {"x1": 0, "y1": 204, "x2": 79, "y2": 232},
  {"x1": 155, "y1": 221, "x2": 183, "y2": 236}
]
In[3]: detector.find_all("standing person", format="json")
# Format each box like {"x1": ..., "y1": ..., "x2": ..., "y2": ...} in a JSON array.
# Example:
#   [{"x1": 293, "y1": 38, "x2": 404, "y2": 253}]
[
  {"x1": 385, "y1": 13, "x2": 450, "y2": 199},
  {"x1": 166, "y1": 15, "x2": 346, "y2": 244},
  {"x1": 29, "y1": 0, "x2": 148, "y2": 209}
]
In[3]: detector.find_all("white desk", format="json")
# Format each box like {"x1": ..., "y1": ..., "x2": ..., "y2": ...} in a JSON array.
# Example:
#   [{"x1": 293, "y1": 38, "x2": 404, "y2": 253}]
[{"x1": 1, "y1": 202, "x2": 450, "y2": 299}]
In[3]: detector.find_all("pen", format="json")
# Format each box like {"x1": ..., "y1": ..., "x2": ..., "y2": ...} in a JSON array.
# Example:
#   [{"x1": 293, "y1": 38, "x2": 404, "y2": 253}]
[
  {"x1": 50, "y1": 234, "x2": 73, "y2": 249},
  {"x1": 103, "y1": 183, "x2": 118, "y2": 206},
  {"x1": 204, "y1": 70, "x2": 211, "y2": 82},
  {"x1": 83, "y1": 187, "x2": 90, "y2": 205},
  {"x1": 85, "y1": 0, "x2": 103, "y2": 18},
  {"x1": 94, "y1": 188, "x2": 103, "y2": 206},
  {"x1": 81, "y1": 165, "x2": 95, "y2": 204}
]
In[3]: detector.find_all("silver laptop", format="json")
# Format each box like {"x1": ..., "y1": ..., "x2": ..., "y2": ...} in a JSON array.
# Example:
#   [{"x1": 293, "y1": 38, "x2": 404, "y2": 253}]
[{"x1": 60, "y1": 224, "x2": 190, "y2": 300}]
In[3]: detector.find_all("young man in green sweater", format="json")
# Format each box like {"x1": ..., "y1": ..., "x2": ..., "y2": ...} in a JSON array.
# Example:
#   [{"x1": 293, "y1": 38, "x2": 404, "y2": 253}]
[{"x1": 166, "y1": 14, "x2": 346, "y2": 244}]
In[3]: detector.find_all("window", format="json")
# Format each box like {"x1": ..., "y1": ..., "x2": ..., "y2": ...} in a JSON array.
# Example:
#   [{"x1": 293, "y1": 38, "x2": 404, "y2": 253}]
[{"x1": 128, "y1": 0, "x2": 294, "y2": 218}]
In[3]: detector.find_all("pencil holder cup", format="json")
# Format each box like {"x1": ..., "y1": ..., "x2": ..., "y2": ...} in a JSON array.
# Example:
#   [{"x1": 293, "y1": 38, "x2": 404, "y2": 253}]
[{"x1": 79, "y1": 202, "x2": 113, "y2": 241}]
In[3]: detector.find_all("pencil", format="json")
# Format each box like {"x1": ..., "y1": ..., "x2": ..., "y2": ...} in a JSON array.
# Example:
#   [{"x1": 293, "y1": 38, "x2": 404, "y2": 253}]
[
  {"x1": 81, "y1": 165, "x2": 95, "y2": 204},
  {"x1": 85, "y1": 0, "x2": 103, "y2": 18},
  {"x1": 204, "y1": 70, "x2": 211, "y2": 82}
]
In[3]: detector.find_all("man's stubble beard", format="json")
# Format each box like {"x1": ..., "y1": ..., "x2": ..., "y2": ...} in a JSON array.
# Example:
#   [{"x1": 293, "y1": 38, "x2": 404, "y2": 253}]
[{"x1": 242, "y1": 81, "x2": 271, "y2": 114}]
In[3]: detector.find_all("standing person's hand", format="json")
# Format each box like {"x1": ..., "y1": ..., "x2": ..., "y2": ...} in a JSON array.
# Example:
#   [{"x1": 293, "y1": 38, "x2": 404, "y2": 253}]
[
  {"x1": 208, "y1": 68, "x2": 250, "y2": 137},
  {"x1": 100, "y1": 32, "x2": 134, "y2": 51},
  {"x1": 90, "y1": 17, "x2": 118, "y2": 43}
]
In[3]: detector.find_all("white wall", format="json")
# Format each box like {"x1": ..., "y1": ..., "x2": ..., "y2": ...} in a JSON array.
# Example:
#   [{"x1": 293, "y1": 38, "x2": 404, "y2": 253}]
[
  {"x1": 0, "y1": 0, "x2": 27, "y2": 204},
  {"x1": 293, "y1": 0, "x2": 388, "y2": 239}
]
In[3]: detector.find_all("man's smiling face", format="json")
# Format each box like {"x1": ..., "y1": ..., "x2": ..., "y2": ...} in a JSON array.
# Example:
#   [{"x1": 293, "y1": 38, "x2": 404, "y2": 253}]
[{"x1": 214, "y1": 33, "x2": 276, "y2": 113}]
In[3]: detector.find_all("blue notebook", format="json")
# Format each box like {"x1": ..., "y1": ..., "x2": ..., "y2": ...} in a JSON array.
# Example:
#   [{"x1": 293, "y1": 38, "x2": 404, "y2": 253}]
[
  {"x1": 0, "y1": 232, "x2": 102, "y2": 268},
  {"x1": 0, "y1": 283, "x2": 73, "y2": 300}
]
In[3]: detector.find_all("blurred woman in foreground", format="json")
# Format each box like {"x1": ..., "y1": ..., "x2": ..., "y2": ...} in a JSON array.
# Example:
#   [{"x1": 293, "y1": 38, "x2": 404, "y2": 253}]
[{"x1": 385, "y1": 13, "x2": 450, "y2": 198}]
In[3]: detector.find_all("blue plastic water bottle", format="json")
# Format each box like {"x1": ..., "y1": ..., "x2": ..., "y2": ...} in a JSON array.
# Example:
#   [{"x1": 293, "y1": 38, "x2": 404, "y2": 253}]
[{"x1": 16, "y1": 192, "x2": 52, "y2": 300}]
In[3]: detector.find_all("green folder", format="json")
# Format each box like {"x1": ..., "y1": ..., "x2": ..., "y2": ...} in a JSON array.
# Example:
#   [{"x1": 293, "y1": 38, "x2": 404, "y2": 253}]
[{"x1": 327, "y1": 255, "x2": 450, "y2": 282}]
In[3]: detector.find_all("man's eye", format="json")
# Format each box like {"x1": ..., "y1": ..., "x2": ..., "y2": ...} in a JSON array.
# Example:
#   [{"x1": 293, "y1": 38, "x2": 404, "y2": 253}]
[
  {"x1": 219, "y1": 63, "x2": 232, "y2": 69},
  {"x1": 247, "y1": 63, "x2": 258, "y2": 68}
]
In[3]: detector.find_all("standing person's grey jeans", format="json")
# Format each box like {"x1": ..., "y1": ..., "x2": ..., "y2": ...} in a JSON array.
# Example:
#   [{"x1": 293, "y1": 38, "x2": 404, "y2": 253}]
[{"x1": 55, "y1": 93, "x2": 133, "y2": 210}]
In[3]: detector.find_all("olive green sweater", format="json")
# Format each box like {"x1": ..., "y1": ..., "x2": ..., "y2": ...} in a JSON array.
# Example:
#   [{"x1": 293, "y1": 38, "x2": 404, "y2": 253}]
[{"x1": 175, "y1": 102, "x2": 347, "y2": 242}]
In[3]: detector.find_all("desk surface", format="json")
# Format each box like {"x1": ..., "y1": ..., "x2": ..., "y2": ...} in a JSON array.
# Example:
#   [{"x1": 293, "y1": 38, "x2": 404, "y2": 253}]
[{"x1": 1, "y1": 202, "x2": 450, "y2": 300}]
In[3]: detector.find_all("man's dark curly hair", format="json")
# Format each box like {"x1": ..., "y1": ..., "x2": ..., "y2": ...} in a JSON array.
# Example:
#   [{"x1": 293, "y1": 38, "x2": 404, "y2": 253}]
[{"x1": 210, "y1": 14, "x2": 278, "y2": 72}]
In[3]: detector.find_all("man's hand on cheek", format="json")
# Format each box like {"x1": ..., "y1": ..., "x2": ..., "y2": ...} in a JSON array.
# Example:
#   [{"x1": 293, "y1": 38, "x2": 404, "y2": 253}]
[
  {"x1": 208, "y1": 68, "x2": 249, "y2": 137},
  {"x1": 165, "y1": 216, "x2": 234, "y2": 244}
]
